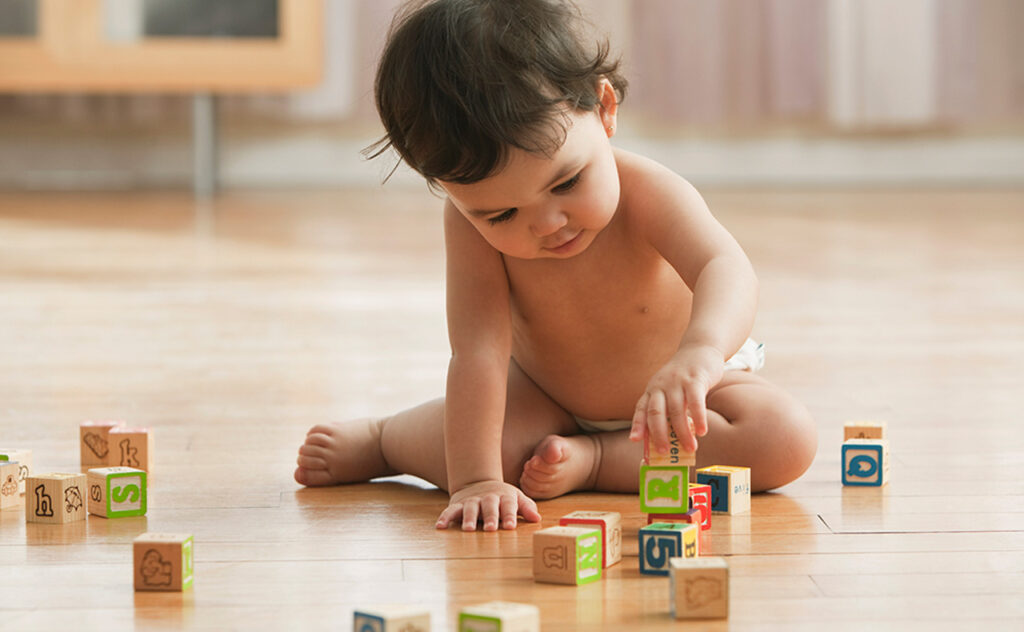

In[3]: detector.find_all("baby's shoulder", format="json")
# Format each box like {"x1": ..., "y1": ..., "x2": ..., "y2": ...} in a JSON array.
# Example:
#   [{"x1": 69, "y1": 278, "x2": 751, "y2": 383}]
[{"x1": 613, "y1": 148, "x2": 706, "y2": 225}]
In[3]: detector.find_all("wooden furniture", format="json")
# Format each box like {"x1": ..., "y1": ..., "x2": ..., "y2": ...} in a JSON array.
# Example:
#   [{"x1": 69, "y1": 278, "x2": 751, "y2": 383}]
[{"x1": 0, "y1": 0, "x2": 323, "y2": 196}]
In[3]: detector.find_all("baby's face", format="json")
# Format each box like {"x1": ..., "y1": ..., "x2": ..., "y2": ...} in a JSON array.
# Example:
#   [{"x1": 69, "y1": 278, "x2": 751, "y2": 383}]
[{"x1": 440, "y1": 107, "x2": 620, "y2": 260}]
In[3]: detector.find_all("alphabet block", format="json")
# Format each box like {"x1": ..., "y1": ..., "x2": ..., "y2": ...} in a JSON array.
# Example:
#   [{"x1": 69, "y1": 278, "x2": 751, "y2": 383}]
[
  {"x1": 532, "y1": 525, "x2": 602, "y2": 585},
  {"x1": 133, "y1": 533, "x2": 194, "y2": 591},
  {"x1": 645, "y1": 508, "x2": 701, "y2": 527},
  {"x1": 644, "y1": 423, "x2": 696, "y2": 467},
  {"x1": 696, "y1": 465, "x2": 751, "y2": 515},
  {"x1": 353, "y1": 605, "x2": 430, "y2": 632},
  {"x1": 558, "y1": 510, "x2": 622, "y2": 568},
  {"x1": 108, "y1": 427, "x2": 154, "y2": 472},
  {"x1": 80, "y1": 420, "x2": 123, "y2": 467},
  {"x1": 0, "y1": 448, "x2": 32, "y2": 494},
  {"x1": 669, "y1": 557, "x2": 729, "y2": 619},
  {"x1": 639, "y1": 522, "x2": 698, "y2": 576},
  {"x1": 25, "y1": 473, "x2": 87, "y2": 524},
  {"x1": 458, "y1": 601, "x2": 539, "y2": 632},
  {"x1": 842, "y1": 439, "x2": 890, "y2": 486},
  {"x1": 640, "y1": 464, "x2": 689, "y2": 513},
  {"x1": 87, "y1": 466, "x2": 147, "y2": 518},
  {"x1": 0, "y1": 462, "x2": 20, "y2": 510},
  {"x1": 688, "y1": 483, "x2": 712, "y2": 530},
  {"x1": 843, "y1": 420, "x2": 887, "y2": 441}
]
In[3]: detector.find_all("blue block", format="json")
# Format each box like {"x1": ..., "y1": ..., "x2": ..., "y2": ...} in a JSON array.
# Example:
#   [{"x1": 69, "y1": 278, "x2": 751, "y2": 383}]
[{"x1": 696, "y1": 472, "x2": 730, "y2": 512}]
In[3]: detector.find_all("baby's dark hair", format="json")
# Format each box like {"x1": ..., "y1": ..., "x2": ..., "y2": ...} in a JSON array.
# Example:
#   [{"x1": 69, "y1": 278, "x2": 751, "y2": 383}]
[{"x1": 367, "y1": 0, "x2": 627, "y2": 185}]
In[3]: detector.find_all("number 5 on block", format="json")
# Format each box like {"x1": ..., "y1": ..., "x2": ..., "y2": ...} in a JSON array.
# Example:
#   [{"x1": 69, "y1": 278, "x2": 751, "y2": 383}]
[{"x1": 87, "y1": 466, "x2": 147, "y2": 518}]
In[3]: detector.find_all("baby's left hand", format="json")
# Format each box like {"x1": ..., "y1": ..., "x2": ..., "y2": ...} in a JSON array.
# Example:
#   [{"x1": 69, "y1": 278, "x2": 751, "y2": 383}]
[{"x1": 630, "y1": 343, "x2": 725, "y2": 454}]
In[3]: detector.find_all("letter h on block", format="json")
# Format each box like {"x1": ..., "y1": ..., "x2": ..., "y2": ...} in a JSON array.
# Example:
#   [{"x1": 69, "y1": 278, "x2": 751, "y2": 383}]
[
  {"x1": 639, "y1": 522, "x2": 698, "y2": 576},
  {"x1": 842, "y1": 439, "x2": 889, "y2": 486},
  {"x1": 640, "y1": 464, "x2": 689, "y2": 514}
]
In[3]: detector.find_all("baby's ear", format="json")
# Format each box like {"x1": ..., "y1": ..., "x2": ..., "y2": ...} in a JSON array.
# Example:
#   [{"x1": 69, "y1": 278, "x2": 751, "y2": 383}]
[{"x1": 596, "y1": 77, "x2": 618, "y2": 136}]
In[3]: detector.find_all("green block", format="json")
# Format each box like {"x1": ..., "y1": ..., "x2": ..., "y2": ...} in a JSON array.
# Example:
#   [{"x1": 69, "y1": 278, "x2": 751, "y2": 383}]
[
  {"x1": 640, "y1": 464, "x2": 689, "y2": 513},
  {"x1": 87, "y1": 466, "x2": 147, "y2": 518}
]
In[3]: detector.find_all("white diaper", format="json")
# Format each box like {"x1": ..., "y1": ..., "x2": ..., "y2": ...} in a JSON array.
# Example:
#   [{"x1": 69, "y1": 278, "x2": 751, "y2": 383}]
[{"x1": 574, "y1": 338, "x2": 765, "y2": 433}]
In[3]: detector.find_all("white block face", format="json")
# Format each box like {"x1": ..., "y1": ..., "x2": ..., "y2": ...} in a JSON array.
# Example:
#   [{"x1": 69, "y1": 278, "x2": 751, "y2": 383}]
[{"x1": 110, "y1": 472, "x2": 145, "y2": 512}]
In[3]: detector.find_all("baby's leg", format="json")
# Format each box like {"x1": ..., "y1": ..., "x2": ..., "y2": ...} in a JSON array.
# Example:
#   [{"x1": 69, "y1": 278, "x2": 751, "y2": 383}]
[
  {"x1": 521, "y1": 371, "x2": 816, "y2": 497},
  {"x1": 294, "y1": 360, "x2": 578, "y2": 490}
]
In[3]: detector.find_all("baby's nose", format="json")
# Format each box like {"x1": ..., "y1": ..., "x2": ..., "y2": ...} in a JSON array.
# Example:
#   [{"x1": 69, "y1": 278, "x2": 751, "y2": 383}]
[{"x1": 531, "y1": 208, "x2": 568, "y2": 237}]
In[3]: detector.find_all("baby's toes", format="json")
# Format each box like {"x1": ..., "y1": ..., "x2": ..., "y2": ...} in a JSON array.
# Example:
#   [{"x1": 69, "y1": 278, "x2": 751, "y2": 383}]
[{"x1": 294, "y1": 466, "x2": 336, "y2": 487}]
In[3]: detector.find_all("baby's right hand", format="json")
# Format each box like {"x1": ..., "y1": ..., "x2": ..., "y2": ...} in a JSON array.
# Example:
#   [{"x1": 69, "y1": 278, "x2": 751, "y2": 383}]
[{"x1": 435, "y1": 480, "x2": 541, "y2": 532}]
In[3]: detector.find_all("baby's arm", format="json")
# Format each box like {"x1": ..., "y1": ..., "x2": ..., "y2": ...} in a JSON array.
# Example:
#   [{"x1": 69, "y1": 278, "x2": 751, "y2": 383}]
[
  {"x1": 628, "y1": 164, "x2": 758, "y2": 453},
  {"x1": 434, "y1": 203, "x2": 541, "y2": 532}
]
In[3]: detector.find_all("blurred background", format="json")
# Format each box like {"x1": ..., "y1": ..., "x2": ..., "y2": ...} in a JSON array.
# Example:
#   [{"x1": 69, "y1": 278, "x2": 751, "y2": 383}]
[{"x1": 1, "y1": 0, "x2": 1022, "y2": 192}]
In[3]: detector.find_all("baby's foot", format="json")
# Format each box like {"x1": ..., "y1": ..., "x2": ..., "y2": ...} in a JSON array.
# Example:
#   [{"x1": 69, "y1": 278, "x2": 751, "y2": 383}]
[
  {"x1": 519, "y1": 434, "x2": 600, "y2": 500},
  {"x1": 294, "y1": 419, "x2": 397, "y2": 486}
]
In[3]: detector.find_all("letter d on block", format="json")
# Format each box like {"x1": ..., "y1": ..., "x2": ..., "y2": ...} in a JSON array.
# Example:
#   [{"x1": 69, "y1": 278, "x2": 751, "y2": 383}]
[{"x1": 640, "y1": 464, "x2": 689, "y2": 513}]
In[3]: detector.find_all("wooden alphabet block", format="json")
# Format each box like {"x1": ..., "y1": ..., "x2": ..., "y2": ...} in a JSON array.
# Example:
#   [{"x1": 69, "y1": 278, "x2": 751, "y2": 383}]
[
  {"x1": 669, "y1": 557, "x2": 729, "y2": 619},
  {"x1": 353, "y1": 605, "x2": 430, "y2": 632},
  {"x1": 696, "y1": 465, "x2": 751, "y2": 515},
  {"x1": 645, "y1": 508, "x2": 702, "y2": 526},
  {"x1": 108, "y1": 427, "x2": 154, "y2": 472},
  {"x1": 458, "y1": 601, "x2": 540, "y2": 632},
  {"x1": 688, "y1": 483, "x2": 712, "y2": 530},
  {"x1": 639, "y1": 522, "x2": 698, "y2": 576},
  {"x1": 640, "y1": 464, "x2": 689, "y2": 513},
  {"x1": 644, "y1": 422, "x2": 696, "y2": 467},
  {"x1": 558, "y1": 510, "x2": 622, "y2": 568},
  {"x1": 0, "y1": 462, "x2": 20, "y2": 510},
  {"x1": 533, "y1": 525, "x2": 602, "y2": 585},
  {"x1": 0, "y1": 448, "x2": 32, "y2": 494},
  {"x1": 842, "y1": 439, "x2": 890, "y2": 486},
  {"x1": 844, "y1": 420, "x2": 887, "y2": 441},
  {"x1": 25, "y1": 473, "x2": 87, "y2": 524},
  {"x1": 133, "y1": 533, "x2": 194, "y2": 591},
  {"x1": 87, "y1": 466, "x2": 147, "y2": 518},
  {"x1": 80, "y1": 420, "x2": 123, "y2": 467}
]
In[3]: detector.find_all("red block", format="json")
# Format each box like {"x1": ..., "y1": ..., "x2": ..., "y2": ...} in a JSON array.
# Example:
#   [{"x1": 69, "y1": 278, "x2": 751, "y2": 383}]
[{"x1": 688, "y1": 483, "x2": 712, "y2": 531}]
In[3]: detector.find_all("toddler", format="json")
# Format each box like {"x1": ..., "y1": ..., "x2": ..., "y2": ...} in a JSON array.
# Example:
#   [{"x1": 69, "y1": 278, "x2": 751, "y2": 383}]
[{"x1": 295, "y1": 0, "x2": 816, "y2": 531}]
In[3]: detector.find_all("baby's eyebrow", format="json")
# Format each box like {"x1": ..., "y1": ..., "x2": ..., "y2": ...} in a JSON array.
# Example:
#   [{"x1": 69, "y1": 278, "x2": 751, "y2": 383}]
[{"x1": 466, "y1": 162, "x2": 580, "y2": 217}]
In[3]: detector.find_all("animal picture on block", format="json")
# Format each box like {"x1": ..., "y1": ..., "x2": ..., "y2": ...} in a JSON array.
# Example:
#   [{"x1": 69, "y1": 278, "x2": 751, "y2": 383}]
[
  {"x1": 558, "y1": 510, "x2": 622, "y2": 568},
  {"x1": 669, "y1": 557, "x2": 729, "y2": 619},
  {"x1": 696, "y1": 465, "x2": 751, "y2": 515},
  {"x1": 643, "y1": 423, "x2": 696, "y2": 467},
  {"x1": 87, "y1": 467, "x2": 147, "y2": 518},
  {"x1": 25, "y1": 473, "x2": 87, "y2": 524},
  {"x1": 842, "y1": 439, "x2": 890, "y2": 486},
  {"x1": 532, "y1": 525, "x2": 602, "y2": 585},
  {"x1": 688, "y1": 483, "x2": 712, "y2": 530},
  {"x1": 0, "y1": 448, "x2": 32, "y2": 494},
  {"x1": 80, "y1": 420, "x2": 123, "y2": 467},
  {"x1": 458, "y1": 601, "x2": 540, "y2": 632},
  {"x1": 843, "y1": 420, "x2": 887, "y2": 441},
  {"x1": 640, "y1": 464, "x2": 689, "y2": 513},
  {"x1": 133, "y1": 533, "x2": 194, "y2": 591},
  {"x1": 639, "y1": 522, "x2": 698, "y2": 576},
  {"x1": 108, "y1": 427, "x2": 154, "y2": 472},
  {"x1": 352, "y1": 605, "x2": 430, "y2": 632},
  {"x1": 0, "y1": 462, "x2": 20, "y2": 510}
]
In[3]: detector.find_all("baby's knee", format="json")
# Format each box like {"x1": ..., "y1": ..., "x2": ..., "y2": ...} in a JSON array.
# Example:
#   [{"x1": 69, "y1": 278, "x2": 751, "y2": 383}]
[{"x1": 757, "y1": 394, "x2": 817, "y2": 491}]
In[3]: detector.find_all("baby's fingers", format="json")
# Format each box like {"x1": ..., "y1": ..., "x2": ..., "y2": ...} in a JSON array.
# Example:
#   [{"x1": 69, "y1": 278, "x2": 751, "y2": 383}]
[
  {"x1": 516, "y1": 490, "x2": 541, "y2": 524},
  {"x1": 630, "y1": 392, "x2": 650, "y2": 441},
  {"x1": 436, "y1": 503, "x2": 463, "y2": 530},
  {"x1": 461, "y1": 499, "x2": 480, "y2": 532}
]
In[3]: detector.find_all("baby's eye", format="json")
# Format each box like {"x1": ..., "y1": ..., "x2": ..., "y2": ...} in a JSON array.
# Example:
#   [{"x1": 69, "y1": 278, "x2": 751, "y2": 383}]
[
  {"x1": 552, "y1": 172, "x2": 581, "y2": 193},
  {"x1": 487, "y1": 208, "x2": 518, "y2": 225}
]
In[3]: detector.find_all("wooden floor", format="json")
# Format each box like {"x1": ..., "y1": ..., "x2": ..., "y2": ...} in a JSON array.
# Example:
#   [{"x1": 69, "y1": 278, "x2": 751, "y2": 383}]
[{"x1": 0, "y1": 188, "x2": 1022, "y2": 631}]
